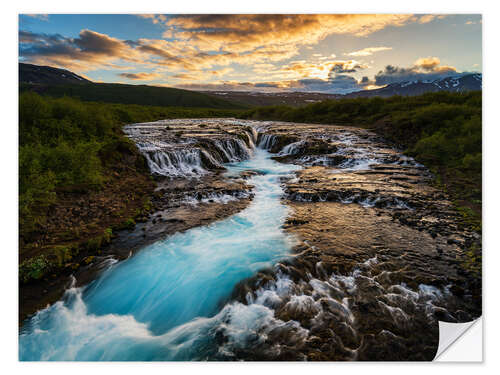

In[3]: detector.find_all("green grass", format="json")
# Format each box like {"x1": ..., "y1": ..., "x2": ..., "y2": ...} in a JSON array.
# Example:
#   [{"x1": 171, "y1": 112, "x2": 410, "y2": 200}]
[{"x1": 20, "y1": 82, "x2": 247, "y2": 109}]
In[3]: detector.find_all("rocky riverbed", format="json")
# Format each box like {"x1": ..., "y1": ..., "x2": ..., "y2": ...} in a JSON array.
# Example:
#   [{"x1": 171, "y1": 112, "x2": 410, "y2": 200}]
[
  {"x1": 229, "y1": 121, "x2": 481, "y2": 360},
  {"x1": 20, "y1": 118, "x2": 481, "y2": 361}
]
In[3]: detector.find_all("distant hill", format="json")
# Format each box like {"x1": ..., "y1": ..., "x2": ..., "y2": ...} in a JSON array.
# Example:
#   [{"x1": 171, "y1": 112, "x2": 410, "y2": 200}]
[
  {"x1": 19, "y1": 63, "x2": 246, "y2": 110},
  {"x1": 344, "y1": 73, "x2": 482, "y2": 98},
  {"x1": 202, "y1": 74, "x2": 482, "y2": 106},
  {"x1": 201, "y1": 91, "x2": 341, "y2": 107},
  {"x1": 20, "y1": 63, "x2": 92, "y2": 85}
]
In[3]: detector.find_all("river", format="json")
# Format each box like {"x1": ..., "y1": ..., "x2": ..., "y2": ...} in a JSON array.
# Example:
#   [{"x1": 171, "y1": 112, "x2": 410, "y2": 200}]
[{"x1": 19, "y1": 148, "x2": 301, "y2": 360}]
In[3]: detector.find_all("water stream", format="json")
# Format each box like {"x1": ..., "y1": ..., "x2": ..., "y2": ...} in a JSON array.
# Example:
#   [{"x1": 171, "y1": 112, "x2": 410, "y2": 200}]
[{"x1": 19, "y1": 148, "x2": 301, "y2": 361}]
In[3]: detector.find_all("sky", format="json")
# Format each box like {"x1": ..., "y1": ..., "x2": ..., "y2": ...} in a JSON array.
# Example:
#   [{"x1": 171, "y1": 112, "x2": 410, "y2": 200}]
[{"x1": 18, "y1": 14, "x2": 482, "y2": 94}]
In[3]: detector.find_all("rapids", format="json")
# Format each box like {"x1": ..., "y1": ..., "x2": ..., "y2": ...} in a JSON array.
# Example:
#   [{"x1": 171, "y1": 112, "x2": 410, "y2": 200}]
[{"x1": 19, "y1": 148, "x2": 301, "y2": 361}]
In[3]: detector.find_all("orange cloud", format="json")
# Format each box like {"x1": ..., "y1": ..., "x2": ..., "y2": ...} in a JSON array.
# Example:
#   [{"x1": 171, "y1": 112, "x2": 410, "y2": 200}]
[
  {"x1": 374, "y1": 56, "x2": 458, "y2": 85},
  {"x1": 414, "y1": 56, "x2": 442, "y2": 70},
  {"x1": 118, "y1": 72, "x2": 161, "y2": 80},
  {"x1": 346, "y1": 46, "x2": 392, "y2": 57},
  {"x1": 418, "y1": 14, "x2": 447, "y2": 24},
  {"x1": 164, "y1": 14, "x2": 415, "y2": 55},
  {"x1": 171, "y1": 73, "x2": 199, "y2": 81}
]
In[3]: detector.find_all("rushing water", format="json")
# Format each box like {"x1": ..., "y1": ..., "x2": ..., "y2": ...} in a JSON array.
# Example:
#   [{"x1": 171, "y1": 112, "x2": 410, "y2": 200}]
[{"x1": 19, "y1": 148, "x2": 301, "y2": 361}]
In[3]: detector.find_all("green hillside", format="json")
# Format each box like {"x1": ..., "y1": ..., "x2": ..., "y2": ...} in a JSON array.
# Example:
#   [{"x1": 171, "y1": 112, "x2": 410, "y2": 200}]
[{"x1": 20, "y1": 82, "x2": 247, "y2": 110}]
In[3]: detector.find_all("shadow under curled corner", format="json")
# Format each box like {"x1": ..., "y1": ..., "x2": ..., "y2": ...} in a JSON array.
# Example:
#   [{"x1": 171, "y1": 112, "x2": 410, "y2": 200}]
[{"x1": 434, "y1": 317, "x2": 483, "y2": 362}]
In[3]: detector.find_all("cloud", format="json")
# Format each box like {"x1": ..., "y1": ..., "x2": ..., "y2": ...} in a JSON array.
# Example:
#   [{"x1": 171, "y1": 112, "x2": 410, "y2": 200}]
[
  {"x1": 24, "y1": 14, "x2": 49, "y2": 21},
  {"x1": 162, "y1": 15, "x2": 415, "y2": 55},
  {"x1": 294, "y1": 76, "x2": 363, "y2": 93},
  {"x1": 19, "y1": 15, "x2": 463, "y2": 94},
  {"x1": 19, "y1": 15, "x2": 424, "y2": 79},
  {"x1": 374, "y1": 56, "x2": 460, "y2": 85},
  {"x1": 346, "y1": 46, "x2": 392, "y2": 57},
  {"x1": 175, "y1": 64, "x2": 372, "y2": 94},
  {"x1": 137, "y1": 14, "x2": 167, "y2": 24},
  {"x1": 118, "y1": 72, "x2": 161, "y2": 80},
  {"x1": 418, "y1": 15, "x2": 436, "y2": 24},
  {"x1": 172, "y1": 57, "x2": 371, "y2": 93},
  {"x1": 171, "y1": 73, "x2": 199, "y2": 80},
  {"x1": 19, "y1": 29, "x2": 143, "y2": 72},
  {"x1": 252, "y1": 63, "x2": 277, "y2": 74},
  {"x1": 414, "y1": 56, "x2": 441, "y2": 70},
  {"x1": 175, "y1": 74, "x2": 366, "y2": 94},
  {"x1": 275, "y1": 60, "x2": 366, "y2": 82},
  {"x1": 210, "y1": 67, "x2": 234, "y2": 77},
  {"x1": 74, "y1": 30, "x2": 130, "y2": 55},
  {"x1": 418, "y1": 14, "x2": 447, "y2": 24},
  {"x1": 143, "y1": 14, "x2": 417, "y2": 70},
  {"x1": 19, "y1": 28, "x2": 301, "y2": 76},
  {"x1": 329, "y1": 61, "x2": 366, "y2": 74}
]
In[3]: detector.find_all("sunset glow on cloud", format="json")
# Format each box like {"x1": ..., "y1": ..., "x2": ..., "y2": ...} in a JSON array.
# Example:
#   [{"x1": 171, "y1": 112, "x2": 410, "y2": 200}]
[{"x1": 19, "y1": 14, "x2": 482, "y2": 93}]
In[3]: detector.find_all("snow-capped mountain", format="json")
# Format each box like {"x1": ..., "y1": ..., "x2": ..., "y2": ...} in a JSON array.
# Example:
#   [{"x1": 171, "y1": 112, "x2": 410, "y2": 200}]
[{"x1": 346, "y1": 74, "x2": 482, "y2": 98}]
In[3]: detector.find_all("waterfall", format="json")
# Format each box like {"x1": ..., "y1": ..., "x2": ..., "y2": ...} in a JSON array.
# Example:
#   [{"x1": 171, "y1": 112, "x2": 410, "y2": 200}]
[
  {"x1": 142, "y1": 148, "x2": 208, "y2": 177},
  {"x1": 130, "y1": 130, "x2": 255, "y2": 178},
  {"x1": 258, "y1": 134, "x2": 278, "y2": 150},
  {"x1": 212, "y1": 138, "x2": 252, "y2": 163},
  {"x1": 141, "y1": 139, "x2": 253, "y2": 177},
  {"x1": 244, "y1": 130, "x2": 256, "y2": 149},
  {"x1": 250, "y1": 127, "x2": 258, "y2": 144},
  {"x1": 200, "y1": 149, "x2": 224, "y2": 169},
  {"x1": 278, "y1": 140, "x2": 305, "y2": 156},
  {"x1": 235, "y1": 138, "x2": 252, "y2": 159}
]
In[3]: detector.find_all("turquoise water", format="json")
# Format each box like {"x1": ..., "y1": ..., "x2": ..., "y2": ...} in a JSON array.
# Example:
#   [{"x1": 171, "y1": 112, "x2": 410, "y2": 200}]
[{"x1": 19, "y1": 148, "x2": 301, "y2": 361}]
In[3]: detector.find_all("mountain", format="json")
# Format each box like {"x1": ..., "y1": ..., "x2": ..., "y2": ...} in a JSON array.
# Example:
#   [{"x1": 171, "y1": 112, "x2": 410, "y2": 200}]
[
  {"x1": 19, "y1": 63, "x2": 246, "y2": 109},
  {"x1": 345, "y1": 74, "x2": 482, "y2": 98},
  {"x1": 20, "y1": 63, "x2": 92, "y2": 85}
]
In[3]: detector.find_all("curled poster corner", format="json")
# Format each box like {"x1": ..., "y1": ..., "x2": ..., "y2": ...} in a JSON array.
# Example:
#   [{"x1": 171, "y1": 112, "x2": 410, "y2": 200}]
[{"x1": 434, "y1": 317, "x2": 483, "y2": 362}]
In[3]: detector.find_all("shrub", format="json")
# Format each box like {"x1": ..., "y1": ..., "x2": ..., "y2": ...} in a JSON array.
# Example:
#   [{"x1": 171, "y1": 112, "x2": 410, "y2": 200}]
[{"x1": 19, "y1": 255, "x2": 50, "y2": 283}]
